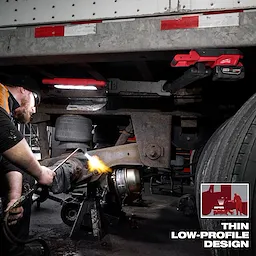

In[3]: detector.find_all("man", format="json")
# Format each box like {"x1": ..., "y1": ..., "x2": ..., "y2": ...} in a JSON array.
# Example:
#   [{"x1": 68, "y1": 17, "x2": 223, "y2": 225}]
[
  {"x1": 234, "y1": 193, "x2": 243, "y2": 215},
  {"x1": 0, "y1": 75, "x2": 56, "y2": 255}
]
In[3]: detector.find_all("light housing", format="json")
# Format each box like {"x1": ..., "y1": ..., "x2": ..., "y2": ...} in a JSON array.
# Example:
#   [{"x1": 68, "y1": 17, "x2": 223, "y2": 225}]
[
  {"x1": 53, "y1": 85, "x2": 98, "y2": 90},
  {"x1": 42, "y1": 78, "x2": 106, "y2": 90}
]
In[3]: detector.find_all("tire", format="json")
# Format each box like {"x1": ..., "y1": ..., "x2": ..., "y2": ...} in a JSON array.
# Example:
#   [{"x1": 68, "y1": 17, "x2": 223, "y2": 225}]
[
  {"x1": 195, "y1": 93, "x2": 256, "y2": 256},
  {"x1": 195, "y1": 119, "x2": 230, "y2": 217},
  {"x1": 61, "y1": 201, "x2": 80, "y2": 227},
  {"x1": 190, "y1": 145, "x2": 205, "y2": 184},
  {"x1": 55, "y1": 115, "x2": 92, "y2": 143}
]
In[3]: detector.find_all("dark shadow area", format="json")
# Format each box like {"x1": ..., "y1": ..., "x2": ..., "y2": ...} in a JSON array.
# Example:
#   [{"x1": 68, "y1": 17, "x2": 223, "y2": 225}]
[{"x1": 30, "y1": 183, "x2": 211, "y2": 256}]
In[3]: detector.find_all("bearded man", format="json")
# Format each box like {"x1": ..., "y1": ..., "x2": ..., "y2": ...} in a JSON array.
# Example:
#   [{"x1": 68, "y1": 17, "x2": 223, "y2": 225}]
[{"x1": 0, "y1": 75, "x2": 55, "y2": 256}]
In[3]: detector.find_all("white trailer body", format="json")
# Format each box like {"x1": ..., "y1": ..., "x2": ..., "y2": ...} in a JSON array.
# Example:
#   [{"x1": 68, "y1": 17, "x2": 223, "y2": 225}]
[
  {"x1": 0, "y1": 0, "x2": 256, "y2": 64},
  {"x1": 0, "y1": 0, "x2": 256, "y2": 28}
]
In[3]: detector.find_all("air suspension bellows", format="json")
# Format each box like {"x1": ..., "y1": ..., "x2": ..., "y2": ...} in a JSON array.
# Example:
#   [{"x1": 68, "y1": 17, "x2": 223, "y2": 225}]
[{"x1": 55, "y1": 115, "x2": 92, "y2": 151}]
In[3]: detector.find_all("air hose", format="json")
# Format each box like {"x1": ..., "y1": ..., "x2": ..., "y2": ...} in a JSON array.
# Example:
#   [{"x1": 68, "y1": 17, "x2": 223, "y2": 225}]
[
  {"x1": 1, "y1": 148, "x2": 81, "y2": 255},
  {"x1": 2, "y1": 206, "x2": 51, "y2": 256}
]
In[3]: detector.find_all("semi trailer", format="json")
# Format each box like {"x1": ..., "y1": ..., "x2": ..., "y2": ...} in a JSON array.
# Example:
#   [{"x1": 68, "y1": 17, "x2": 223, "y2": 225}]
[{"x1": 1, "y1": 0, "x2": 256, "y2": 255}]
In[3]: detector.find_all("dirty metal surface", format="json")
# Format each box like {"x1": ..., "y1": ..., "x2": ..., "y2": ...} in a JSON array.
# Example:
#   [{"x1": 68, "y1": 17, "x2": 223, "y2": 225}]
[
  {"x1": 41, "y1": 143, "x2": 143, "y2": 168},
  {"x1": 131, "y1": 112, "x2": 172, "y2": 168},
  {"x1": 1, "y1": 12, "x2": 256, "y2": 64},
  {"x1": 86, "y1": 143, "x2": 143, "y2": 168}
]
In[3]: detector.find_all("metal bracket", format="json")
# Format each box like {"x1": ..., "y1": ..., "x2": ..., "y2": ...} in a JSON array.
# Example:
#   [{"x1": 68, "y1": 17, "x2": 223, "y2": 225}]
[
  {"x1": 163, "y1": 63, "x2": 212, "y2": 94},
  {"x1": 70, "y1": 198, "x2": 103, "y2": 240},
  {"x1": 131, "y1": 112, "x2": 172, "y2": 168},
  {"x1": 108, "y1": 78, "x2": 171, "y2": 97}
]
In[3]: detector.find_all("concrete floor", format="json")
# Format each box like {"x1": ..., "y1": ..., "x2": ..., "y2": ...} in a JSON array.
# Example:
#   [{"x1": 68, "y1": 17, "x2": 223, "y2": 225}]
[{"x1": 30, "y1": 183, "x2": 211, "y2": 256}]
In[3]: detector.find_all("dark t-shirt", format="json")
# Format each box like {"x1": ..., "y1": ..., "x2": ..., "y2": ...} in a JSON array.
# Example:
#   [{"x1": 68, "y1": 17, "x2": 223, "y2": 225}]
[
  {"x1": 0, "y1": 108, "x2": 24, "y2": 154},
  {"x1": 0, "y1": 156, "x2": 21, "y2": 195},
  {"x1": 0, "y1": 91, "x2": 24, "y2": 188}
]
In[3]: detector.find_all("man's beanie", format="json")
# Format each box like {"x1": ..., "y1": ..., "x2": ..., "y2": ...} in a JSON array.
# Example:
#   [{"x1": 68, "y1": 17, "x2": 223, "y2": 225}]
[{"x1": 5, "y1": 75, "x2": 41, "y2": 105}]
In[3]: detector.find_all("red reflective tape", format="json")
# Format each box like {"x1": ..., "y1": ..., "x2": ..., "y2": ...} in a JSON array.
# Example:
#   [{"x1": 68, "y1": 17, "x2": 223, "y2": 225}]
[
  {"x1": 161, "y1": 16, "x2": 199, "y2": 30},
  {"x1": 35, "y1": 25, "x2": 64, "y2": 38},
  {"x1": 42, "y1": 78, "x2": 106, "y2": 87}
]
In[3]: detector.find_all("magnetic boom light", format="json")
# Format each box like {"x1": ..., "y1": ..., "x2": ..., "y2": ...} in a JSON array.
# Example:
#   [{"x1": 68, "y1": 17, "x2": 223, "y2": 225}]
[{"x1": 42, "y1": 78, "x2": 106, "y2": 90}]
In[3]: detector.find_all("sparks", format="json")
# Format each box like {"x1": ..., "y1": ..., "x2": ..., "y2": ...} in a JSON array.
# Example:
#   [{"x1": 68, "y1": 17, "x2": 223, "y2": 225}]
[{"x1": 85, "y1": 152, "x2": 112, "y2": 174}]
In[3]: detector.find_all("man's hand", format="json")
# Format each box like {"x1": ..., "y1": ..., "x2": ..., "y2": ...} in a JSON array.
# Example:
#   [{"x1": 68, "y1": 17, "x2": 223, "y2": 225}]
[
  {"x1": 5, "y1": 199, "x2": 24, "y2": 226},
  {"x1": 37, "y1": 166, "x2": 56, "y2": 186},
  {"x1": 5, "y1": 171, "x2": 23, "y2": 225}
]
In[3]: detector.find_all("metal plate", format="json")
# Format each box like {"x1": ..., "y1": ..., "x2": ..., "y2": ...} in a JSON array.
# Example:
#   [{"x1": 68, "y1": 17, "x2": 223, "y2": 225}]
[
  {"x1": 108, "y1": 78, "x2": 171, "y2": 97},
  {"x1": 1, "y1": 12, "x2": 256, "y2": 62},
  {"x1": 0, "y1": 0, "x2": 169, "y2": 27},
  {"x1": 131, "y1": 112, "x2": 172, "y2": 168},
  {"x1": 179, "y1": 0, "x2": 256, "y2": 11}
]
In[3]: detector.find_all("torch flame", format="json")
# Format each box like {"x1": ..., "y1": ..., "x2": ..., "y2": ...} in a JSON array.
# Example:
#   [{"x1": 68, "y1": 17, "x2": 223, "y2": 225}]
[{"x1": 85, "y1": 153, "x2": 111, "y2": 174}]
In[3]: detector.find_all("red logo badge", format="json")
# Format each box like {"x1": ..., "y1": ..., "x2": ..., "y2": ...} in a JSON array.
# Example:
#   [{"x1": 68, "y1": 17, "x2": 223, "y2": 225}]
[{"x1": 201, "y1": 183, "x2": 249, "y2": 219}]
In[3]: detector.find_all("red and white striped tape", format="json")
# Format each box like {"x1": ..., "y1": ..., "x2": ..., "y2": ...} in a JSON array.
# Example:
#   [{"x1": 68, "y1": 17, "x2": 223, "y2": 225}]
[
  {"x1": 34, "y1": 10, "x2": 245, "y2": 38},
  {"x1": 161, "y1": 11, "x2": 241, "y2": 30},
  {"x1": 34, "y1": 18, "x2": 137, "y2": 38},
  {"x1": 35, "y1": 23, "x2": 98, "y2": 38}
]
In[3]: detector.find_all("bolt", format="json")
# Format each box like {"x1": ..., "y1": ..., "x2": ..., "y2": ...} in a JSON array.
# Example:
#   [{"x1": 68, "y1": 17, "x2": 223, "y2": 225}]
[{"x1": 149, "y1": 150, "x2": 156, "y2": 157}]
